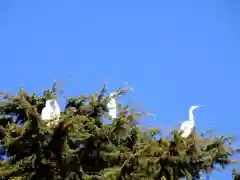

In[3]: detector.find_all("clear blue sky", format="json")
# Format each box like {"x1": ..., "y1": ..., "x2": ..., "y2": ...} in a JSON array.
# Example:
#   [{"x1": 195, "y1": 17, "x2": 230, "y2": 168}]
[{"x1": 0, "y1": 1, "x2": 239, "y2": 179}]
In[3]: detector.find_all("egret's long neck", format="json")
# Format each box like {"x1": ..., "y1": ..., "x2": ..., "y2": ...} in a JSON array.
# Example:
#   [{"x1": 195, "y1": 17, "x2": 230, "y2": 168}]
[{"x1": 189, "y1": 109, "x2": 194, "y2": 121}]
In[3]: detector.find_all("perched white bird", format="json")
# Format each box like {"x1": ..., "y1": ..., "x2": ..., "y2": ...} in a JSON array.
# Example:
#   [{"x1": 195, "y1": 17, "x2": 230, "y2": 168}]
[
  {"x1": 107, "y1": 92, "x2": 117, "y2": 119},
  {"x1": 41, "y1": 99, "x2": 60, "y2": 125},
  {"x1": 178, "y1": 105, "x2": 202, "y2": 138}
]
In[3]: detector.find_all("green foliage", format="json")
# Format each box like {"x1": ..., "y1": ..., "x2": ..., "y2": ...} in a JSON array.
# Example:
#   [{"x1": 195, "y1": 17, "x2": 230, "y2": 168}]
[{"x1": 0, "y1": 83, "x2": 239, "y2": 179}]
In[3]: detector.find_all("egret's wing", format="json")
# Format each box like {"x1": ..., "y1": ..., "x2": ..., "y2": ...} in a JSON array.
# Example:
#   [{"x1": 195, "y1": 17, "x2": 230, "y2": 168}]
[
  {"x1": 54, "y1": 106, "x2": 61, "y2": 120},
  {"x1": 107, "y1": 98, "x2": 117, "y2": 118},
  {"x1": 178, "y1": 120, "x2": 195, "y2": 138},
  {"x1": 54, "y1": 101, "x2": 61, "y2": 115},
  {"x1": 107, "y1": 98, "x2": 116, "y2": 109},
  {"x1": 41, "y1": 107, "x2": 51, "y2": 121},
  {"x1": 108, "y1": 108, "x2": 117, "y2": 119},
  {"x1": 179, "y1": 121, "x2": 191, "y2": 132}
]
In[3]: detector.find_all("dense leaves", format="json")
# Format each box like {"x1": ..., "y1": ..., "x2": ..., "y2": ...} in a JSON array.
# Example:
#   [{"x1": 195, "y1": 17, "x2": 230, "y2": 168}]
[{"x1": 0, "y1": 83, "x2": 239, "y2": 179}]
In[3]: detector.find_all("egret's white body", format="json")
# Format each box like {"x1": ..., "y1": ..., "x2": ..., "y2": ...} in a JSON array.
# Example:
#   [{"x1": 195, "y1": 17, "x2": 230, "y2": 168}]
[
  {"x1": 41, "y1": 99, "x2": 60, "y2": 125},
  {"x1": 107, "y1": 93, "x2": 117, "y2": 119},
  {"x1": 178, "y1": 105, "x2": 201, "y2": 138}
]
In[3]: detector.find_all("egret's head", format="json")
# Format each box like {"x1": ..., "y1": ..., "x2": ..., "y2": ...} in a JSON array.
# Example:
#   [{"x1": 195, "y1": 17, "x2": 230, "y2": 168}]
[
  {"x1": 190, "y1": 105, "x2": 202, "y2": 112},
  {"x1": 110, "y1": 92, "x2": 117, "y2": 98}
]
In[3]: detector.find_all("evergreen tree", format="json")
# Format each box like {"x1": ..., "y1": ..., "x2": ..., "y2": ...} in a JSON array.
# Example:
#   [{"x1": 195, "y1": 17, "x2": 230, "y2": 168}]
[{"x1": 0, "y1": 82, "x2": 239, "y2": 180}]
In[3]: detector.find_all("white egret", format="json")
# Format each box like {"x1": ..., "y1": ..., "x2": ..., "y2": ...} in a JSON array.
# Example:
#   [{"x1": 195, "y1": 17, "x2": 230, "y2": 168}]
[
  {"x1": 41, "y1": 99, "x2": 60, "y2": 125},
  {"x1": 107, "y1": 92, "x2": 117, "y2": 119},
  {"x1": 178, "y1": 105, "x2": 202, "y2": 138}
]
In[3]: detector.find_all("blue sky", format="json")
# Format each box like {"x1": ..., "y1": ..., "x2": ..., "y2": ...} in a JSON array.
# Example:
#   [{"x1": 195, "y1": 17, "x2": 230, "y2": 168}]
[{"x1": 1, "y1": 0, "x2": 240, "y2": 179}]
